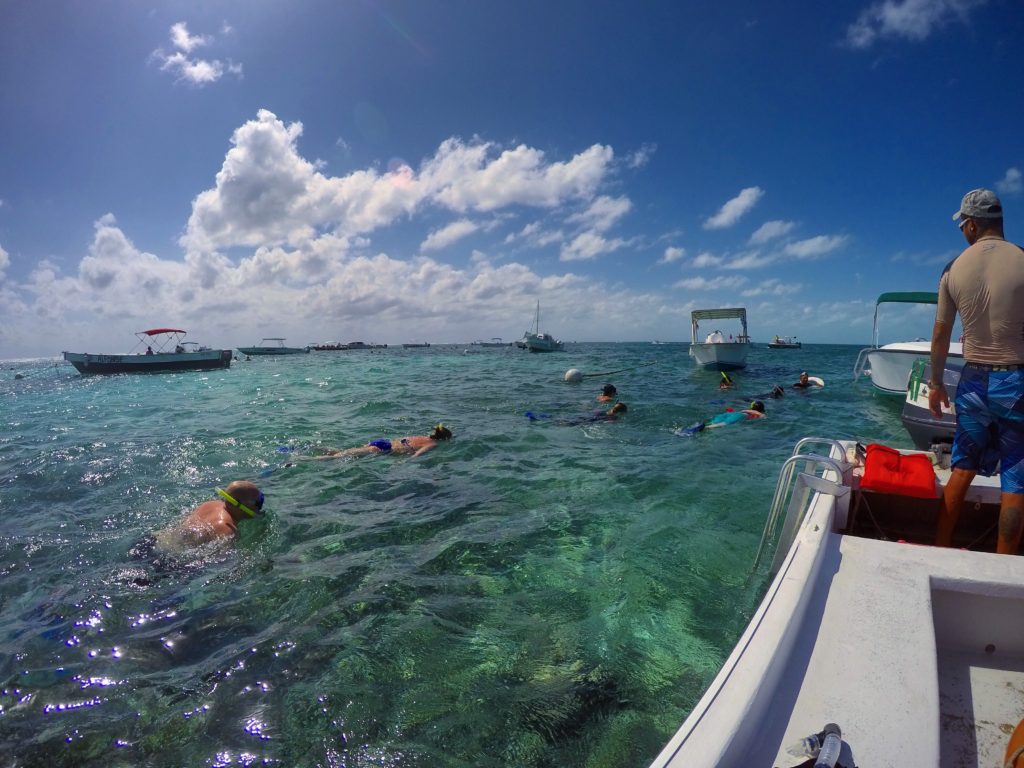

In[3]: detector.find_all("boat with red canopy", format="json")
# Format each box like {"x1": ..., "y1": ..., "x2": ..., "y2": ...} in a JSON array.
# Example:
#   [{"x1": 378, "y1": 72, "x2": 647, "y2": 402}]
[{"x1": 63, "y1": 328, "x2": 232, "y2": 375}]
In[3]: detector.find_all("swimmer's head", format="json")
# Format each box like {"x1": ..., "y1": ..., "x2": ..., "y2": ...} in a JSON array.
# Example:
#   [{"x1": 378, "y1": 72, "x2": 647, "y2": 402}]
[
  {"x1": 609, "y1": 402, "x2": 627, "y2": 415},
  {"x1": 602, "y1": 384, "x2": 617, "y2": 397},
  {"x1": 219, "y1": 480, "x2": 265, "y2": 519},
  {"x1": 431, "y1": 424, "x2": 453, "y2": 440},
  {"x1": 750, "y1": 400, "x2": 765, "y2": 413},
  {"x1": 772, "y1": 385, "x2": 784, "y2": 398},
  {"x1": 799, "y1": 371, "x2": 809, "y2": 383}
]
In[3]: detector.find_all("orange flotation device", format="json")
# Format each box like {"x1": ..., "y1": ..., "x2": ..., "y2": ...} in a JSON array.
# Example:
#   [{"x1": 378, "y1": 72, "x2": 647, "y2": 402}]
[{"x1": 1006, "y1": 718, "x2": 1024, "y2": 768}]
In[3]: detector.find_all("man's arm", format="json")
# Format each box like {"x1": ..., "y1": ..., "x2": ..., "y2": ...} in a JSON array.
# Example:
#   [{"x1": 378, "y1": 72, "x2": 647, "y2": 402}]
[
  {"x1": 411, "y1": 442, "x2": 436, "y2": 457},
  {"x1": 928, "y1": 319, "x2": 953, "y2": 418}
]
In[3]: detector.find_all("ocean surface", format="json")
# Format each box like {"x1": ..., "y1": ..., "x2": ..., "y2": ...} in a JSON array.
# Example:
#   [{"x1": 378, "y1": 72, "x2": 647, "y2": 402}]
[{"x1": 0, "y1": 343, "x2": 909, "y2": 767}]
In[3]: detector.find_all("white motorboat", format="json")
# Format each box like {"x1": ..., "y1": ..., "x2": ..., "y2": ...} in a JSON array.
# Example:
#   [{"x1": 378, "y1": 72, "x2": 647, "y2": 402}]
[
  {"x1": 650, "y1": 437, "x2": 1024, "y2": 767},
  {"x1": 854, "y1": 292, "x2": 963, "y2": 395},
  {"x1": 522, "y1": 301, "x2": 563, "y2": 352},
  {"x1": 768, "y1": 335, "x2": 801, "y2": 349},
  {"x1": 237, "y1": 338, "x2": 310, "y2": 356},
  {"x1": 63, "y1": 328, "x2": 232, "y2": 374},
  {"x1": 688, "y1": 308, "x2": 751, "y2": 370}
]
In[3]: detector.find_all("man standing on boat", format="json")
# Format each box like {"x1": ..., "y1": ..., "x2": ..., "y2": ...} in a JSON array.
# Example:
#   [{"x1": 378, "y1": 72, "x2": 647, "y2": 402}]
[{"x1": 930, "y1": 188, "x2": 1024, "y2": 553}]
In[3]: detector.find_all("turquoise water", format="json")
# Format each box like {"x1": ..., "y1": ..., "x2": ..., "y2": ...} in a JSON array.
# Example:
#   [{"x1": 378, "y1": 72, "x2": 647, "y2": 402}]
[{"x1": 0, "y1": 344, "x2": 907, "y2": 767}]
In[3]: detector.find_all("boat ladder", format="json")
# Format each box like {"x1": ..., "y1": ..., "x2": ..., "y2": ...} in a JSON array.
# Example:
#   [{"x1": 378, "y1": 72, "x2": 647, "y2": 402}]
[
  {"x1": 753, "y1": 438, "x2": 854, "y2": 576},
  {"x1": 852, "y1": 347, "x2": 874, "y2": 381}
]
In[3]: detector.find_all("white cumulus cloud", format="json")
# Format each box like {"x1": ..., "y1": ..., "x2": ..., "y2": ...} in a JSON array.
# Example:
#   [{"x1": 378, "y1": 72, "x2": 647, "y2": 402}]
[
  {"x1": 153, "y1": 21, "x2": 243, "y2": 86},
  {"x1": 704, "y1": 187, "x2": 764, "y2": 230},
  {"x1": 742, "y1": 278, "x2": 802, "y2": 297},
  {"x1": 996, "y1": 167, "x2": 1022, "y2": 195},
  {"x1": 692, "y1": 251, "x2": 724, "y2": 268},
  {"x1": 749, "y1": 219, "x2": 795, "y2": 245},
  {"x1": 783, "y1": 234, "x2": 848, "y2": 259},
  {"x1": 723, "y1": 251, "x2": 774, "y2": 270},
  {"x1": 658, "y1": 246, "x2": 685, "y2": 265},
  {"x1": 182, "y1": 111, "x2": 618, "y2": 257},
  {"x1": 626, "y1": 143, "x2": 657, "y2": 168},
  {"x1": 567, "y1": 195, "x2": 632, "y2": 232},
  {"x1": 421, "y1": 220, "x2": 479, "y2": 252},
  {"x1": 560, "y1": 232, "x2": 628, "y2": 261},
  {"x1": 673, "y1": 275, "x2": 747, "y2": 290},
  {"x1": 845, "y1": 0, "x2": 988, "y2": 49}
]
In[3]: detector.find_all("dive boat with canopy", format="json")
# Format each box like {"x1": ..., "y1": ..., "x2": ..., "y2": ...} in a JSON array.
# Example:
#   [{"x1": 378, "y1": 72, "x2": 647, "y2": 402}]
[
  {"x1": 63, "y1": 328, "x2": 232, "y2": 375},
  {"x1": 688, "y1": 307, "x2": 751, "y2": 370},
  {"x1": 237, "y1": 338, "x2": 310, "y2": 356},
  {"x1": 854, "y1": 291, "x2": 963, "y2": 396}
]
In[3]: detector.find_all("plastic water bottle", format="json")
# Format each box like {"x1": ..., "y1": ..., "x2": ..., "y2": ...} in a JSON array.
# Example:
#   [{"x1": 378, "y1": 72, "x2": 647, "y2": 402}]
[{"x1": 814, "y1": 723, "x2": 842, "y2": 768}]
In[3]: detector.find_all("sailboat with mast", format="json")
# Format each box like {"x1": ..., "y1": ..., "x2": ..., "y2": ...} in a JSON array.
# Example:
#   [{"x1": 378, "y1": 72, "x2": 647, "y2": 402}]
[{"x1": 521, "y1": 300, "x2": 563, "y2": 353}]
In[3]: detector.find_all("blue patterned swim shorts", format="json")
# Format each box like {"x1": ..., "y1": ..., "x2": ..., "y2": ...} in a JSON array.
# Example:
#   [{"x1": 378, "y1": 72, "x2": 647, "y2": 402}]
[{"x1": 951, "y1": 365, "x2": 1024, "y2": 493}]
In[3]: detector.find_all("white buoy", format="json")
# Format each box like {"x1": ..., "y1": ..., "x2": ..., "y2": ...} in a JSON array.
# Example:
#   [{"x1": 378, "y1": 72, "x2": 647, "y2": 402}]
[{"x1": 564, "y1": 368, "x2": 583, "y2": 383}]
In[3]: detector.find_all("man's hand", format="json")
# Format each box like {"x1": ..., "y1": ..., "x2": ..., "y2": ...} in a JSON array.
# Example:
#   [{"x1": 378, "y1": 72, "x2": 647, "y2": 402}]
[{"x1": 928, "y1": 382, "x2": 950, "y2": 418}]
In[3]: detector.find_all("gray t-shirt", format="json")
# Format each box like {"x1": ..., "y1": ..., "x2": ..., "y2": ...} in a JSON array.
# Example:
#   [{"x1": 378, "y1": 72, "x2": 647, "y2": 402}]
[{"x1": 936, "y1": 236, "x2": 1024, "y2": 365}]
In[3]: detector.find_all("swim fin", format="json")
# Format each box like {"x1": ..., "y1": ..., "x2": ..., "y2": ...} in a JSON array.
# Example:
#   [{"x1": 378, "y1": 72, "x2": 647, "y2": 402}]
[{"x1": 674, "y1": 421, "x2": 706, "y2": 437}]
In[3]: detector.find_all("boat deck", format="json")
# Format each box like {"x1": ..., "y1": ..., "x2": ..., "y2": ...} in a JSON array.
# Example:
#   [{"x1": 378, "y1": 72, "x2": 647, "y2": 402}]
[
  {"x1": 654, "y1": 457, "x2": 1024, "y2": 768},
  {"x1": 774, "y1": 498, "x2": 1024, "y2": 767}
]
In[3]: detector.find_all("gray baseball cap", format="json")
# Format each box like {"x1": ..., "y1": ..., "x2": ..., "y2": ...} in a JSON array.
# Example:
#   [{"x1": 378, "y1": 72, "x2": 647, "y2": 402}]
[{"x1": 952, "y1": 188, "x2": 1003, "y2": 220}]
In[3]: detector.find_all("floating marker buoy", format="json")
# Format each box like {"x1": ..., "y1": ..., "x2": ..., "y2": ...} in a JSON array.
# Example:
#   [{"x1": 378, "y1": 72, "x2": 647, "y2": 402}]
[{"x1": 564, "y1": 368, "x2": 583, "y2": 383}]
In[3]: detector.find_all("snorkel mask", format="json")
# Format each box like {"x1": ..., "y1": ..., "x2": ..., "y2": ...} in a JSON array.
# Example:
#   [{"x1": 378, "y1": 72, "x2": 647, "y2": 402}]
[{"x1": 216, "y1": 487, "x2": 265, "y2": 518}]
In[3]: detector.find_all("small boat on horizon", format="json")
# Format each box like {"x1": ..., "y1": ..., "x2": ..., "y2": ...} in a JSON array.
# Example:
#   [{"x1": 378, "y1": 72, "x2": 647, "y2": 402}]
[
  {"x1": 237, "y1": 338, "x2": 310, "y2": 356},
  {"x1": 402, "y1": 342, "x2": 431, "y2": 348},
  {"x1": 63, "y1": 328, "x2": 232, "y2": 375},
  {"x1": 767, "y1": 335, "x2": 801, "y2": 349}
]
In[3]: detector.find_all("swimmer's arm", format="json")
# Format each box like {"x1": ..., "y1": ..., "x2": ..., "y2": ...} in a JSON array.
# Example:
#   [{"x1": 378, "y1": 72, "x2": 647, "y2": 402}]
[{"x1": 410, "y1": 442, "x2": 436, "y2": 457}]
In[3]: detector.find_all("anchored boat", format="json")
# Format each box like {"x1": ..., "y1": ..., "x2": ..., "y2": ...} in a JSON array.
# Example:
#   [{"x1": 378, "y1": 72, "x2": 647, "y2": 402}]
[
  {"x1": 854, "y1": 292, "x2": 963, "y2": 395},
  {"x1": 688, "y1": 308, "x2": 751, "y2": 370},
  {"x1": 768, "y1": 335, "x2": 801, "y2": 349},
  {"x1": 237, "y1": 338, "x2": 310, "y2": 356},
  {"x1": 63, "y1": 328, "x2": 232, "y2": 375},
  {"x1": 522, "y1": 301, "x2": 563, "y2": 352}
]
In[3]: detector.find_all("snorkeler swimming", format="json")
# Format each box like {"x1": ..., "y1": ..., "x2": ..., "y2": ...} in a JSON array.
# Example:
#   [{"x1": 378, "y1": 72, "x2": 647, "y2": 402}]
[
  {"x1": 675, "y1": 401, "x2": 766, "y2": 436},
  {"x1": 309, "y1": 424, "x2": 453, "y2": 459}
]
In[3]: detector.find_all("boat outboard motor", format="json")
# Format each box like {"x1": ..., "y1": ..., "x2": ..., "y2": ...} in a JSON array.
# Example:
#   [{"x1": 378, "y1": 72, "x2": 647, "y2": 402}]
[{"x1": 901, "y1": 359, "x2": 961, "y2": 453}]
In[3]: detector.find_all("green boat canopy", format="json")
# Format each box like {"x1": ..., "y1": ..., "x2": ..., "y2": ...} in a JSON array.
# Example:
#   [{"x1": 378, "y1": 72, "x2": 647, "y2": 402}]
[{"x1": 876, "y1": 292, "x2": 938, "y2": 305}]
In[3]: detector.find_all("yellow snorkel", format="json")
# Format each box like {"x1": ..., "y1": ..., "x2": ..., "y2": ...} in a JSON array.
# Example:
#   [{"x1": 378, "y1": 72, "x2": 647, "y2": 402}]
[{"x1": 216, "y1": 487, "x2": 263, "y2": 518}]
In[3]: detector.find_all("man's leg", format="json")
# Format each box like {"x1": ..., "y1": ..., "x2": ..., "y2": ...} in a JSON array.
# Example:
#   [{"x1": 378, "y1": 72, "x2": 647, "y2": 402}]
[
  {"x1": 935, "y1": 467, "x2": 977, "y2": 547},
  {"x1": 997, "y1": 493, "x2": 1024, "y2": 554}
]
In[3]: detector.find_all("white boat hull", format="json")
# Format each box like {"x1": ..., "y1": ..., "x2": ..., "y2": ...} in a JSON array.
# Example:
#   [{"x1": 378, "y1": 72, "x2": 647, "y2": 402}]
[
  {"x1": 237, "y1": 346, "x2": 309, "y2": 356},
  {"x1": 651, "y1": 439, "x2": 1024, "y2": 768},
  {"x1": 63, "y1": 349, "x2": 232, "y2": 374},
  {"x1": 858, "y1": 341, "x2": 963, "y2": 395},
  {"x1": 524, "y1": 333, "x2": 563, "y2": 352},
  {"x1": 688, "y1": 342, "x2": 750, "y2": 370}
]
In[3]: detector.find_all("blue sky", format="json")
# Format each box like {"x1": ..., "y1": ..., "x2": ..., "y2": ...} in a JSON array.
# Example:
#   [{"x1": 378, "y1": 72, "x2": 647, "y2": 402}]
[{"x1": 0, "y1": 0, "x2": 1021, "y2": 357}]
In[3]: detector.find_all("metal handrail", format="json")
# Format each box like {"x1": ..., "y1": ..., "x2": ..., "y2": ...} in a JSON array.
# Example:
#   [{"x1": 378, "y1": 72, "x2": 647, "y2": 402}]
[
  {"x1": 853, "y1": 346, "x2": 873, "y2": 380},
  {"x1": 752, "y1": 440, "x2": 852, "y2": 574}
]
